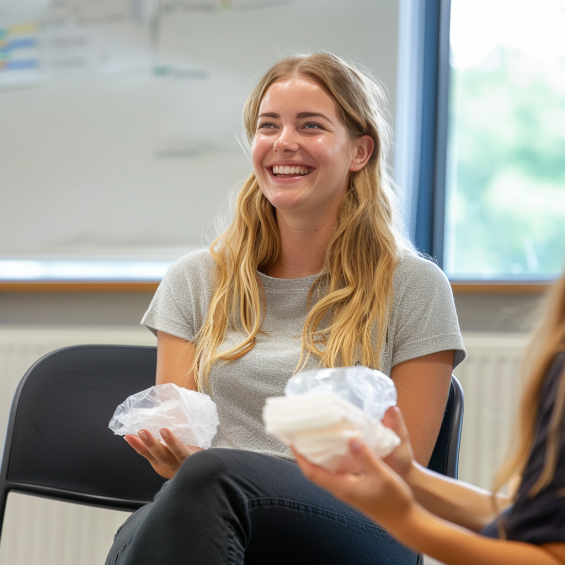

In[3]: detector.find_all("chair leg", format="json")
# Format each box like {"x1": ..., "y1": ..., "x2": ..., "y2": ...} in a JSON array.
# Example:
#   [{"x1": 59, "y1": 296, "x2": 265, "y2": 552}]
[{"x1": 0, "y1": 485, "x2": 8, "y2": 546}]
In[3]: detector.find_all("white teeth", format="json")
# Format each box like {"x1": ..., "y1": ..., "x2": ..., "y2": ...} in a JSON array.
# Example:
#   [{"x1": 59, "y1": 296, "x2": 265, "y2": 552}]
[{"x1": 272, "y1": 165, "x2": 313, "y2": 176}]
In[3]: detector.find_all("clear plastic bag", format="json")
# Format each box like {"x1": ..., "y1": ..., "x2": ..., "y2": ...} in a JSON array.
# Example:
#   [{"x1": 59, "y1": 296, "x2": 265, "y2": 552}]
[
  {"x1": 284, "y1": 366, "x2": 397, "y2": 420},
  {"x1": 264, "y1": 366, "x2": 400, "y2": 472},
  {"x1": 108, "y1": 383, "x2": 219, "y2": 449}
]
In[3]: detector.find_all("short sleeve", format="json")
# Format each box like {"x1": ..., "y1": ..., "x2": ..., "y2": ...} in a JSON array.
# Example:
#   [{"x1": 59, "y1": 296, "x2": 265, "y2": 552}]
[
  {"x1": 389, "y1": 254, "x2": 466, "y2": 370},
  {"x1": 502, "y1": 486, "x2": 565, "y2": 544},
  {"x1": 140, "y1": 250, "x2": 216, "y2": 342}
]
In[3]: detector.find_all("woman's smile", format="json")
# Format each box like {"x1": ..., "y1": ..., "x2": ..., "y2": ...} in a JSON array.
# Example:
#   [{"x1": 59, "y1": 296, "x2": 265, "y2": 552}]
[
  {"x1": 270, "y1": 164, "x2": 314, "y2": 177},
  {"x1": 266, "y1": 163, "x2": 316, "y2": 186}
]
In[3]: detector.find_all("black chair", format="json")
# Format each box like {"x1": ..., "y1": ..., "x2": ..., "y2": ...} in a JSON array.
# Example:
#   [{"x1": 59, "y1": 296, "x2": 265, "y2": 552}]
[
  {"x1": 0, "y1": 344, "x2": 167, "y2": 543},
  {"x1": 0, "y1": 344, "x2": 464, "y2": 545},
  {"x1": 427, "y1": 375, "x2": 465, "y2": 479}
]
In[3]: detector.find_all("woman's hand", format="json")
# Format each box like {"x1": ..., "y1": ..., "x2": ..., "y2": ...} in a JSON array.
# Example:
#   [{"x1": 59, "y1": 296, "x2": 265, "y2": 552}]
[
  {"x1": 293, "y1": 439, "x2": 416, "y2": 530},
  {"x1": 124, "y1": 428, "x2": 203, "y2": 479}
]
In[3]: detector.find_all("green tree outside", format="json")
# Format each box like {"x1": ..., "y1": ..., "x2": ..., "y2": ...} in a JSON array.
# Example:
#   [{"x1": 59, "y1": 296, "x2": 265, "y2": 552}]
[{"x1": 446, "y1": 47, "x2": 565, "y2": 279}]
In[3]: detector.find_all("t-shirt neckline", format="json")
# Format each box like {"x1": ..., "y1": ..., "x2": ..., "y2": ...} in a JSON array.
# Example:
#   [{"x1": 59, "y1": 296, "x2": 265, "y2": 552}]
[{"x1": 257, "y1": 270, "x2": 322, "y2": 291}]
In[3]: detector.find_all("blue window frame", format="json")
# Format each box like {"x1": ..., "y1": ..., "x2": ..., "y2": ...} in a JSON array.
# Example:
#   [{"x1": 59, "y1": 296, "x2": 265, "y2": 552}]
[{"x1": 399, "y1": 0, "x2": 565, "y2": 281}]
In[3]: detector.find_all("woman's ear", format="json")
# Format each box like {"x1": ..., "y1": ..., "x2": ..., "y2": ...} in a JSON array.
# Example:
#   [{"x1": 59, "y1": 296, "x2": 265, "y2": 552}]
[{"x1": 350, "y1": 135, "x2": 375, "y2": 172}]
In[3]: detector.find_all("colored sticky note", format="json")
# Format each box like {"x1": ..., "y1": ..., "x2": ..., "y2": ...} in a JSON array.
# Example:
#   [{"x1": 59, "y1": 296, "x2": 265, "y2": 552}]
[{"x1": 9, "y1": 23, "x2": 38, "y2": 36}]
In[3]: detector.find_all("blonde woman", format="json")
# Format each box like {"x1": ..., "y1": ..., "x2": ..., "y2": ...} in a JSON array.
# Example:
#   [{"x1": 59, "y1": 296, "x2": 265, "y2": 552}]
[
  {"x1": 106, "y1": 53, "x2": 466, "y2": 565},
  {"x1": 296, "y1": 272, "x2": 565, "y2": 565}
]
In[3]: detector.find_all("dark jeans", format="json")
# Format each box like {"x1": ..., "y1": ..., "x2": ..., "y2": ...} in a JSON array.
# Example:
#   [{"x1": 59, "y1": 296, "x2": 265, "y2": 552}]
[{"x1": 106, "y1": 448, "x2": 420, "y2": 565}]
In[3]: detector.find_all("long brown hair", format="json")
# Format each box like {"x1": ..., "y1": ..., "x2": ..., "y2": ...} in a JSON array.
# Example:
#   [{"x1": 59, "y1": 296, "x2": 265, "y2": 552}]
[
  {"x1": 493, "y1": 272, "x2": 565, "y2": 514},
  {"x1": 193, "y1": 52, "x2": 413, "y2": 390}
]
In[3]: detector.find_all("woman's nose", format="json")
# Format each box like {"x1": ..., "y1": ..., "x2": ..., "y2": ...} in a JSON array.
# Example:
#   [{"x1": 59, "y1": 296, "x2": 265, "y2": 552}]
[{"x1": 273, "y1": 126, "x2": 299, "y2": 153}]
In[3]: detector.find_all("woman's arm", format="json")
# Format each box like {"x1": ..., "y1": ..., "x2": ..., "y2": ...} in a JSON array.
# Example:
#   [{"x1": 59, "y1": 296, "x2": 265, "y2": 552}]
[
  {"x1": 390, "y1": 350, "x2": 453, "y2": 466},
  {"x1": 383, "y1": 406, "x2": 510, "y2": 532},
  {"x1": 403, "y1": 504, "x2": 565, "y2": 565},
  {"x1": 295, "y1": 442, "x2": 565, "y2": 565},
  {"x1": 403, "y1": 463, "x2": 509, "y2": 532},
  {"x1": 155, "y1": 330, "x2": 198, "y2": 389},
  {"x1": 390, "y1": 350, "x2": 511, "y2": 530},
  {"x1": 124, "y1": 331, "x2": 202, "y2": 478}
]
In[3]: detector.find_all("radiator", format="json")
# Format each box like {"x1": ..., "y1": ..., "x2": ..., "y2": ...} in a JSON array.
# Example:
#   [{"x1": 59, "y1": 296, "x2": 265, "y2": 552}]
[
  {"x1": 0, "y1": 327, "x2": 529, "y2": 565},
  {"x1": 453, "y1": 333, "x2": 529, "y2": 490}
]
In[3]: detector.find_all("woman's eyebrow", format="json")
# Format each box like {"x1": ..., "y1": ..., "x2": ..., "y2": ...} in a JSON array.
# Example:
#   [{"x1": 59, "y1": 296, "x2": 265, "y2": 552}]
[
  {"x1": 258, "y1": 111, "x2": 334, "y2": 124},
  {"x1": 296, "y1": 112, "x2": 333, "y2": 124}
]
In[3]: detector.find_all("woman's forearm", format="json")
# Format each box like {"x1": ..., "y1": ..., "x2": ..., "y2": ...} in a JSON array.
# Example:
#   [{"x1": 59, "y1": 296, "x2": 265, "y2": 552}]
[
  {"x1": 295, "y1": 440, "x2": 558, "y2": 565},
  {"x1": 390, "y1": 504, "x2": 564, "y2": 565},
  {"x1": 406, "y1": 463, "x2": 511, "y2": 532}
]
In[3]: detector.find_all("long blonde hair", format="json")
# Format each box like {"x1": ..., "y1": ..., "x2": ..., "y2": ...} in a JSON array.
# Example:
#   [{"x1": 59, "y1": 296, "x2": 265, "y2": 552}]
[
  {"x1": 493, "y1": 272, "x2": 565, "y2": 518},
  {"x1": 193, "y1": 52, "x2": 412, "y2": 390}
]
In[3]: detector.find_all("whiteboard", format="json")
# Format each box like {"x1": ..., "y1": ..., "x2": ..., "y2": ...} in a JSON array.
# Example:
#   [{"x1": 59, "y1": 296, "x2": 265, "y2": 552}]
[{"x1": 0, "y1": 0, "x2": 399, "y2": 276}]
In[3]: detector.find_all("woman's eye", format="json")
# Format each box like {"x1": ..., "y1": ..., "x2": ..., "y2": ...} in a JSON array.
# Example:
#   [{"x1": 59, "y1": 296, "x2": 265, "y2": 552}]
[
  {"x1": 303, "y1": 122, "x2": 323, "y2": 130},
  {"x1": 258, "y1": 122, "x2": 277, "y2": 130}
]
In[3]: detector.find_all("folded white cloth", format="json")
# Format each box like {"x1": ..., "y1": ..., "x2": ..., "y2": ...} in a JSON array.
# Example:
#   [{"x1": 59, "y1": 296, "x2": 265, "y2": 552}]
[
  {"x1": 108, "y1": 383, "x2": 219, "y2": 449},
  {"x1": 263, "y1": 392, "x2": 400, "y2": 472}
]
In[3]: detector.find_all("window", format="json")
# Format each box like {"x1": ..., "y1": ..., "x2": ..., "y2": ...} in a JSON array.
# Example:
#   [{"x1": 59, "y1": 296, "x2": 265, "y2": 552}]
[{"x1": 444, "y1": 0, "x2": 565, "y2": 280}]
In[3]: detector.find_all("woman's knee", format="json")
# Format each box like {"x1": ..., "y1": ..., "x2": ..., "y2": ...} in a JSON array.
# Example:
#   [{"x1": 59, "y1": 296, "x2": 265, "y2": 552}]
[{"x1": 171, "y1": 448, "x2": 242, "y2": 494}]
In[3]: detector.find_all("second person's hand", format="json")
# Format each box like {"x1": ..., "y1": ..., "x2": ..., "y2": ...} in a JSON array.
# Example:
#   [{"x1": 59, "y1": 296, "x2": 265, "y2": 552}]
[
  {"x1": 293, "y1": 439, "x2": 416, "y2": 532},
  {"x1": 381, "y1": 406, "x2": 418, "y2": 484},
  {"x1": 124, "y1": 428, "x2": 203, "y2": 479}
]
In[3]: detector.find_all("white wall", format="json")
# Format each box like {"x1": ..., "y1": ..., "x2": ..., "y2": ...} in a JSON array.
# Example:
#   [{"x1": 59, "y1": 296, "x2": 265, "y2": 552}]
[{"x1": 0, "y1": 0, "x2": 399, "y2": 258}]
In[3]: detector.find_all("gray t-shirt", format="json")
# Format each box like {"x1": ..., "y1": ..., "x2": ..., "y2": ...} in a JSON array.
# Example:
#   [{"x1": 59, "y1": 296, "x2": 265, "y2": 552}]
[{"x1": 141, "y1": 249, "x2": 466, "y2": 460}]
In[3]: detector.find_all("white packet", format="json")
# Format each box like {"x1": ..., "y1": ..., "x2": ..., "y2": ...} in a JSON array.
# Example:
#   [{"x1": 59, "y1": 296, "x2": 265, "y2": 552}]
[
  {"x1": 263, "y1": 366, "x2": 400, "y2": 472},
  {"x1": 264, "y1": 392, "x2": 400, "y2": 472},
  {"x1": 108, "y1": 383, "x2": 219, "y2": 449}
]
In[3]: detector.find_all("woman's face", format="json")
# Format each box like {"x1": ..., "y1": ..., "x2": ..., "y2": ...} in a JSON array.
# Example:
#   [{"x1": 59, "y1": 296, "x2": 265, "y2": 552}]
[{"x1": 251, "y1": 76, "x2": 372, "y2": 221}]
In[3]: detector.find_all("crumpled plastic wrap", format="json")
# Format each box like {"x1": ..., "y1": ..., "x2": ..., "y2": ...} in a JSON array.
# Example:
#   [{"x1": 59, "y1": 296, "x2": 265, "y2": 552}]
[
  {"x1": 284, "y1": 366, "x2": 397, "y2": 420},
  {"x1": 108, "y1": 383, "x2": 219, "y2": 449},
  {"x1": 263, "y1": 367, "x2": 400, "y2": 472}
]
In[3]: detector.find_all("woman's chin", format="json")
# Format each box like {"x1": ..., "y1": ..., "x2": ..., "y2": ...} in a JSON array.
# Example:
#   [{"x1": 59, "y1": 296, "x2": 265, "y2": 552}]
[
  {"x1": 271, "y1": 199, "x2": 307, "y2": 212},
  {"x1": 263, "y1": 191, "x2": 309, "y2": 212}
]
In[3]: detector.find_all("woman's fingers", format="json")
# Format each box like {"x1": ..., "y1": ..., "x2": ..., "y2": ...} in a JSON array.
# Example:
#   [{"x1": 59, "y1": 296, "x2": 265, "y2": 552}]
[
  {"x1": 124, "y1": 434, "x2": 160, "y2": 466},
  {"x1": 137, "y1": 429, "x2": 179, "y2": 468},
  {"x1": 124, "y1": 430, "x2": 193, "y2": 480},
  {"x1": 381, "y1": 407, "x2": 415, "y2": 478},
  {"x1": 347, "y1": 439, "x2": 390, "y2": 478},
  {"x1": 159, "y1": 428, "x2": 203, "y2": 460},
  {"x1": 292, "y1": 442, "x2": 383, "y2": 501},
  {"x1": 292, "y1": 448, "x2": 324, "y2": 480},
  {"x1": 383, "y1": 406, "x2": 408, "y2": 440},
  {"x1": 292, "y1": 441, "x2": 379, "y2": 480},
  {"x1": 349, "y1": 439, "x2": 376, "y2": 463}
]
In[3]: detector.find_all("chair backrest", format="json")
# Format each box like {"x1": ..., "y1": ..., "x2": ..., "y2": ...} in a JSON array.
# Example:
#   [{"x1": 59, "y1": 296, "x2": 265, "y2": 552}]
[
  {"x1": 427, "y1": 376, "x2": 465, "y2": 479},
  {"x1": 0, "y1": 344, "x2": 167, "y2": 540}
]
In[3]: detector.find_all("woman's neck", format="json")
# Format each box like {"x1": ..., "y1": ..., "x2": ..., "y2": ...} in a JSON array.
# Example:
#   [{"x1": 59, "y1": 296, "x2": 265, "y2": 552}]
[{"x1": 266, "y1": 211, "x2": 335, "y2": 279}]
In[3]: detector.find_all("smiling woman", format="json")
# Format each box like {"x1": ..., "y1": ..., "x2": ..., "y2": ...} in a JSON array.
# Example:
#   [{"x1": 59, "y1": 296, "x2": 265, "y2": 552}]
[
  {"x1": 252, "y1": 78, "x2": 373, "y2": 240},
  {"x1": 106, "y1": 53, "x2": 466, "y2": 565}
]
